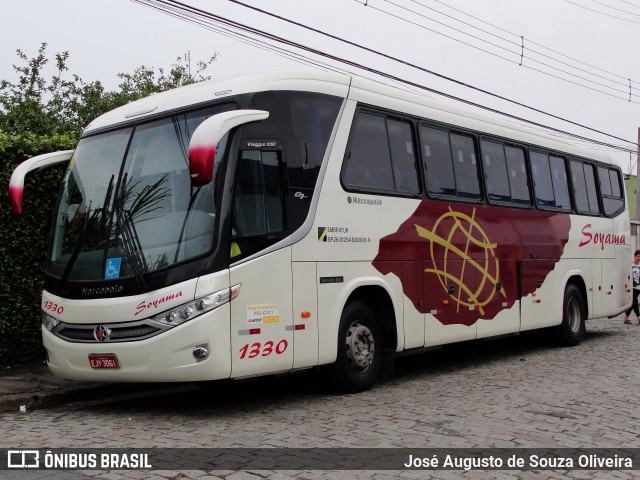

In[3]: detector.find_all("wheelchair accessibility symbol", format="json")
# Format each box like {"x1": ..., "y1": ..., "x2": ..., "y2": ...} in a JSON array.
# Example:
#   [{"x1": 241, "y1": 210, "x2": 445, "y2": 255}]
[{"x1": 105, "y1": 258, "x2": 122, "y2": 279}]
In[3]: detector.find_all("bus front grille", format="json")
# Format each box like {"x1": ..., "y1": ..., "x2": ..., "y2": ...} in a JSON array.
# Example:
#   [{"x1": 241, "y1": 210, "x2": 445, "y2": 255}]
[{"x1": 52, "y1": 319, "x2": 170, "y2": 343}]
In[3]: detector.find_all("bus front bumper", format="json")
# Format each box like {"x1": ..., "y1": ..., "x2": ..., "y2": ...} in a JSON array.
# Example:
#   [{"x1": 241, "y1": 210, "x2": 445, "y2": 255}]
[{"x1": 42, "y1": 306, "x2": 232, "y2": 382}]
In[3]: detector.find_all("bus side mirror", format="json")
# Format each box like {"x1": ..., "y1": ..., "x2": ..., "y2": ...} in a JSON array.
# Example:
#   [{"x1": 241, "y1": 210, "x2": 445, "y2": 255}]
[
  {"x1": 188, "y1": 109, "x2": 269, "y2": 187},
  {"x1": 9, "y1": 150, "x2": 74, "y2": 215}
]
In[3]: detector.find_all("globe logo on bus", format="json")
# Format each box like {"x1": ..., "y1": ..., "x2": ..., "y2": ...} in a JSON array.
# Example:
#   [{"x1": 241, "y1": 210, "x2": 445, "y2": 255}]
[{"x1": 416, "y1": 207, "x2": 505, "y2": 315}]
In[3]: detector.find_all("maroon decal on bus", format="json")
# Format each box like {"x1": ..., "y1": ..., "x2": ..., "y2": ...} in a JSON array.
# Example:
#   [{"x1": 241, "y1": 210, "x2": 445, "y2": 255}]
[{"x1": 372, "y1": 201, "x2": 570, "y2": 326}]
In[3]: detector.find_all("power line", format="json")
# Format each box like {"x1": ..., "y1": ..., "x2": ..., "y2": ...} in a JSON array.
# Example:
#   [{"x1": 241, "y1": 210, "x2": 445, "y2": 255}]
[
  {"x1": 614, "y1": 0, "x2": 640, "y2": 10},
  {"x1": 428, "y1": 0, "x2": 640, "y2": 87},
  {"x1": 375, "y1": 0, "x2": 640, "y2": 100},
  {"x1": 562, "y1": 0, "x2": 640, "y2": 23},
  {"x1": 132, "y1": 0, "x2": 439, "y2": 98},
  {"x1": 593, "y1": 0, "x2": 640, "y2": 16},
  {"x1": 131, "y1": 0, "x2": 638, "y2": 155},
  {"x1": 225, "y1": 0, "x2": 638, "y2": 146}
]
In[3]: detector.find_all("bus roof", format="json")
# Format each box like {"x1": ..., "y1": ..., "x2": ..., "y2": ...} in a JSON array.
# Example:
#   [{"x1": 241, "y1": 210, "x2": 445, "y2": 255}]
[
  {"x1": 84, "y1": 70, "x2": 614, "y2": 166},
  {"x1": 83, "y1": 70, "x2": 351, "y2": 134}
]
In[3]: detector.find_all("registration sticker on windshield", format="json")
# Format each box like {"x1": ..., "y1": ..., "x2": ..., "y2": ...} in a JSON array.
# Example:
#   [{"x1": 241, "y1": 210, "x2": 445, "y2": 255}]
[{"x1": 105, "y1": 258, "x2": 122, "y2": 279}]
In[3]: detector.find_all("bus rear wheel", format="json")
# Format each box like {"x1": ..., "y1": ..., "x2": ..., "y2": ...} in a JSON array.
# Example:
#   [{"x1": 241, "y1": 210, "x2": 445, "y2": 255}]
[
  {"x1": 334, "y1": 300, "x2": 384, "y2": 393},
  {"x1": 556, "y1": 284, "x2": 586, "y2": 346}
]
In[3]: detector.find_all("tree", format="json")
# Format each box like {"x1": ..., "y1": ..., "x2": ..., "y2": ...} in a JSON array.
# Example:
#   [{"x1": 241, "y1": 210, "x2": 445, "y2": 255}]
[
  {"x1": 115, "y1": 52, "x2": 217, "y2": 102},
  {"x1": 0, "y1": 45, "x2": 218, "y2": 365},
  {"x1": 0, "y1": 43, "x2": 218, "y2": 138}
]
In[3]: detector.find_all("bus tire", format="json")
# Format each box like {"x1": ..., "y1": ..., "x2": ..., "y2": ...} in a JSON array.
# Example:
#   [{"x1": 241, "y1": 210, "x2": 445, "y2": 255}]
[
  {"x1": 556, "y1": 284, "x2": 586, "y2": 346},
  {"x1": 334, "y1": 300, "x2": 384, "y2": 393}
]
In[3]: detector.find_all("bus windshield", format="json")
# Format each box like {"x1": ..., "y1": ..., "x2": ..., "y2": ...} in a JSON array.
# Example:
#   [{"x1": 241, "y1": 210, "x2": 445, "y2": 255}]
[{"x1": 48, "y1": 104, "x2": 233, "y2": 282}]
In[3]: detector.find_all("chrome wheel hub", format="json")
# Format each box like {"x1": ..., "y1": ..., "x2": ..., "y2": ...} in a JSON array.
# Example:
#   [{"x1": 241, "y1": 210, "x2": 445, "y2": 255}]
[{"x1": 345, "y1": 321, "x2": 375, "y2": 371}]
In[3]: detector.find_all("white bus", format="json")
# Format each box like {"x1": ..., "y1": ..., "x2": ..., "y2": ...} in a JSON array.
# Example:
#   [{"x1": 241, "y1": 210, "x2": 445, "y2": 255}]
[{"x1": 10, "y1": 71, "x2": 631, "y2": 392}]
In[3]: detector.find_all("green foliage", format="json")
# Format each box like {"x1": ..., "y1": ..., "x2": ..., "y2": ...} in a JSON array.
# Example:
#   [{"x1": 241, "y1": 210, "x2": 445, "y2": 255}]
[
  {"x1": 115, "y1": 53, "x2": 218, "y2": 103},
  {"x1": 0, "y1": 44, "x2": 218, "y2": 365},
  {"x1": 0, "y1": 43, "x2": 218, "y2": 137},
  {"x1": 0, "y1": 133, "x2": 75, "y2": 364}
]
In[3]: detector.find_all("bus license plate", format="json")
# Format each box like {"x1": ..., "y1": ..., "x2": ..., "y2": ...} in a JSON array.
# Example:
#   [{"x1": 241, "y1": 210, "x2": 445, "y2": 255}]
[{"x1": 88, "y1": 354, "x2": 120, "y2": 369}]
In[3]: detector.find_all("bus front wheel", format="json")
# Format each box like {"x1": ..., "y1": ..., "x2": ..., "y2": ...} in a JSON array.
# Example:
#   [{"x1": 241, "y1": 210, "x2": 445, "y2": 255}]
[
  {"x1": 334, "y1": 300, "x2": 384, "y2": 393},
  {"x1": 556, "y1": 284, "x2": 586, "y2": 346}
]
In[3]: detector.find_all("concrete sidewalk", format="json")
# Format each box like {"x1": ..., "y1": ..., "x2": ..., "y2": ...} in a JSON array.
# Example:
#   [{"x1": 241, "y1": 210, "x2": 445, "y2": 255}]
[
  {"x1": 0, "y1": 360, "x2": 108, "y2": 413},
  {"x1": 0, "y1": 360, "x2": 186, "y2": 413}
]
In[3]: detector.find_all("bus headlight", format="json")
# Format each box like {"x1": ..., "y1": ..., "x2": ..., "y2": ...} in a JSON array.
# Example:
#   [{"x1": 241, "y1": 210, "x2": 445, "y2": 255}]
[
  {"x1": 152, "y1": 284, "x2": 241, "y2": 327},
  {"x1": 41, "y1": 311, "x2": 60, "y2": 331}
]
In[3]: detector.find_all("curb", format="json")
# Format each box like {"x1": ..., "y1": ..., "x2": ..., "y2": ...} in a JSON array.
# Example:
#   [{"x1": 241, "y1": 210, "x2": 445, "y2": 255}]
[{"x1": 0, "y1": 375, "x2": 196, "y2": 414}]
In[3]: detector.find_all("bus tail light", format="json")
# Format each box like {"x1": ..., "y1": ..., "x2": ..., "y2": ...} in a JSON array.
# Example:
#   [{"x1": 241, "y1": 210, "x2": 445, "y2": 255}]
[{"x1": 153, "y1": 284, "x2": 241, "y2": 327}]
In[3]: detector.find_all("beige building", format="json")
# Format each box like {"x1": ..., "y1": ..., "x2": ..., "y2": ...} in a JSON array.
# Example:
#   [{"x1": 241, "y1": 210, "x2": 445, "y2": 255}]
[{"x1": 624, "y1": 174, "x2": 639, "y2": 250}]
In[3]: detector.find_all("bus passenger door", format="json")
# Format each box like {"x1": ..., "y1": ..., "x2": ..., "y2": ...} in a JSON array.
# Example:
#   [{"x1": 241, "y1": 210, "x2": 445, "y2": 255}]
[{"x1": 228, "y1": 148, "x2": 294, "y2": 378}]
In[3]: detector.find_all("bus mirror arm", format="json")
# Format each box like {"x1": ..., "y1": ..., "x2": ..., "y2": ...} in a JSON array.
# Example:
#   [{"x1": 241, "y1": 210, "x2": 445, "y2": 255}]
[
  {"x1": 9, "y1": 150, "x2": 74, "y2": 215},
  {"x1": 188, "y1": 109, "x2": 269, "y2": 187}
]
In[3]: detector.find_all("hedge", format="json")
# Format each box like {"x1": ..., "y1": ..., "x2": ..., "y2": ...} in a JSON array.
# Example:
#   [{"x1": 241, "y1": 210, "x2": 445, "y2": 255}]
[{"x1": 0, "y1": 133, "x2": 76, "y2": 365}]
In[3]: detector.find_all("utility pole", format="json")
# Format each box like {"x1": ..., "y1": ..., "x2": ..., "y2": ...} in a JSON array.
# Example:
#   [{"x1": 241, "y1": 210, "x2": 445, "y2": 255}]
[
  {"x1": 637, "y1": 127, "x2": 640, "y2": 222},
  {"x1": 635, "y1": 127, "x2": 640, "y2": 251}
]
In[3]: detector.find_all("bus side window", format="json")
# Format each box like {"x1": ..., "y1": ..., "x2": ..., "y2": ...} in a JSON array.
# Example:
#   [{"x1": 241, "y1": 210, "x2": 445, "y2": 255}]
[
  {"x1": 598, "y1": 166, "x2": 624, "y2": 216},
  {"x1": 387, "y1": 119, "x2": 420, "y2": 194},
  {"x1": 571, "y1": 160, "x2": 590, "y2": 213},
  {"x1": 598, "y1": 166, "x2": 613, "y2": 196},
  {"x1": 480, "y1": 139, "x2": 532, "y2": 207},
  {"x1": 584, "y1": 163, "x2": 600, "y2": 214},
  {"x1": 232, "y1": 150, "x2": 285, "y2": 245},
  {"x1": 343, "y1": 113, "x2": 394, "y2": 191},
  {"x1": 481, "y1": 139, "x2": 511, "y2": 203},
  {"x1": 450, "y1": 133, "x2": 481, "y2": 200},
  {"x1": 421, "y1": 126, "x2": 456, "y2": 196},
  {"x1": 549, "y1": 155, "x2": 571, "y2": 210},
  {"x1": 530, "y1": 151, "x2": 555, "y2": 209},
  {"x1": 571, "y1": 159, "x2": 600, "y2": 215},
  {"x1": 504, "y1": 146, "x2": 531, "y2": 206}
]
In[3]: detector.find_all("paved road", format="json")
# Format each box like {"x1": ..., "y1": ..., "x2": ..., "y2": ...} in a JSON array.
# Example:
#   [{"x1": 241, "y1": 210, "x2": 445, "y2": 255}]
[{"x1": 1, "y1": 315, "x2": 640, "y2": 479}]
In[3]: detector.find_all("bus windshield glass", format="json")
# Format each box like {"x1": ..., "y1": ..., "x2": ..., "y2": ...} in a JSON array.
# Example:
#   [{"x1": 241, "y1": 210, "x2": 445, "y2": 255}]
[{"x1": 48, "y1": 104, "x2": 234, "y2": 282}]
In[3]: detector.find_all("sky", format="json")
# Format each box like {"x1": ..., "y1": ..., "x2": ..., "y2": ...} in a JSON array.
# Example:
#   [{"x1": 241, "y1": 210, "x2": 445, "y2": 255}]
[{"x1": 2, "y1": 0, "x2": 640, "y2": 173}]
